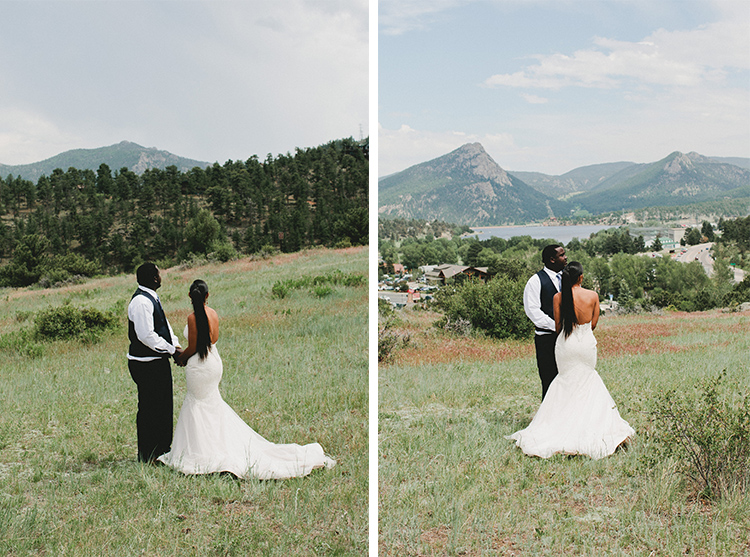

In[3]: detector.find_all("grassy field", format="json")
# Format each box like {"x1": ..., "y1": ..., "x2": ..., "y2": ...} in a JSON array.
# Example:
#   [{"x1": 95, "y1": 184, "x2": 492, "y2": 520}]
[
  {"x1": 0, "y1": 246, "x2": 368, "y2": 556},
  {"x1": 379, "y1": 305, "x2": 750, "y2": 556}
]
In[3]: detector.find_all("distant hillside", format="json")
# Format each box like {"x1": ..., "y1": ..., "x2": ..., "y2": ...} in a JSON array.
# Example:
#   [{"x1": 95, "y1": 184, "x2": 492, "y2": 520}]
[
  {"x1": 0, "y1": 141, "x2": 211, "y2": 181},
  {"x1": 709, "y1": 156, "x2": 750, "y2": 170},
  {"x1": 378, "y1": 143, "x2": 571, "y2": 226},
  {"x1": 510, "y1": 161, "x2": 636, "y2": 199},
  {"x1": 569, "y1": 151, "x2": 750, "y2": 213}
]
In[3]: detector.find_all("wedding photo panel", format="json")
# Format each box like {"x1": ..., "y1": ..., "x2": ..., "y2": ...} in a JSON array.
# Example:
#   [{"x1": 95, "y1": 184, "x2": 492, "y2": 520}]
[
  {"x1": 0, "y1": 1, "x2": 369, "y2": 555},
  {"x1": 377, "y1": 0, "x2": 750, "y2": 555}
]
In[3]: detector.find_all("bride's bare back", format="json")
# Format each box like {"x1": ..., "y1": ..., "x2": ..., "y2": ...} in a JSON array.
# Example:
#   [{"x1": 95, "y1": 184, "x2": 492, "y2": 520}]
[{"x1": 553, "y1": 286, "x2": 600, "y2": 333}]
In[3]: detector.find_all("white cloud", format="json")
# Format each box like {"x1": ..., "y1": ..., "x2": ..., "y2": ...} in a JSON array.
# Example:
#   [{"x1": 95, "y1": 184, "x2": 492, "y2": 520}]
[
  {"x1": 379, "y1": 0, "x2": 470, "y2": 35},
  {"x1": 0, "y1": 108, "x2": 81, "y2": 165},
  {"x1": 484, "y1": 9, "x2": 749, "y2": 91},
  {"x1": 521, "y1": 93, "x2": 549, "y2": 104}
]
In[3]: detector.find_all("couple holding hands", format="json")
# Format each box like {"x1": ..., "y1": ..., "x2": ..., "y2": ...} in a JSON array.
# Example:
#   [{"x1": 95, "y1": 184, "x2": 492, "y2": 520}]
[{"x1": 126, "y1": 262, "x2": 335, "y2": 480}]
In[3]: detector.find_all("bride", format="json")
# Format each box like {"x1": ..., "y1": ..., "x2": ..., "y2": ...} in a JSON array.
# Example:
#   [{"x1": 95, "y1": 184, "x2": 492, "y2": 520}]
[
  {"x1": 158, "y1": 279, "x2": 336, "y2": 479},
  {"x1": 508, "y1": 262, "x2": 634, "y2": 459}
]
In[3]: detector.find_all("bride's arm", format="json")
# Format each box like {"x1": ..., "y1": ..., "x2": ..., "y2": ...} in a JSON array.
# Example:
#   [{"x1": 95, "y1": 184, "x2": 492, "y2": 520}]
[
  {"x1": 553, "y1": 292, "x2": 563, "y2": 334},
  {"x1": 175, "y1": 314, "x2": 198, "y2": 365},
  {"x1": 591, "y1": 293, "x2": 600, "y2": 330}
]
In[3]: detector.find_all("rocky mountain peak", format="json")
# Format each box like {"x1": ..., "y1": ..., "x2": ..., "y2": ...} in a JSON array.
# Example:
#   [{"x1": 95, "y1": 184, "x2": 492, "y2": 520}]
[
  {"x1": 435, "y1": 143, "x2": 512, "y2": 186},
  {"x1": 664, "y1": 151, "x2": 695, "y2": 174}
]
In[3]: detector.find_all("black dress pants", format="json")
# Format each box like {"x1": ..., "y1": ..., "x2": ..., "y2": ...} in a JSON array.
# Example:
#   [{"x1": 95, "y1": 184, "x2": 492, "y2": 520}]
[
  {"x1": 534, "y1": 333, "x2": 559, "y2": 401},
  {"x1": 128, "y1": 357, "x2": 173, "y2": 462}
]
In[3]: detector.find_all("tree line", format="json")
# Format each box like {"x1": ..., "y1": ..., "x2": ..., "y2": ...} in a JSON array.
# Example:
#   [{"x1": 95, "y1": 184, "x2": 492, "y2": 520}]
[
  {"x1": 380, "y1": 217, "x2": 750, "y2": 335},
  {"x1": 0, "y1": 138, "x2": 368, "y2": 287}
]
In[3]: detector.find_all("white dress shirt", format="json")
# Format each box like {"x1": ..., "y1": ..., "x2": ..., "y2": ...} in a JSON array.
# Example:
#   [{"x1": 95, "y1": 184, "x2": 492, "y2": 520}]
[
  {"x1": 127, "y1": 286, "x2": 181, "y2": 361},
  {"x1": 523, "y1": 267, "x2": 561, "y2": 335}
]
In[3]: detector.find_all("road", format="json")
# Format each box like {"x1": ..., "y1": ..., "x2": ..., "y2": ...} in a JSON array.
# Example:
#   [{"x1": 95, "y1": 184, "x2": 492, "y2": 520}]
[
  {"x1": 673, "y1": 242, "x2": 745, "y2": 283},
  {"x1": 377, "y1": 291, "x2": 408, "y2": 306},
  {"x1": 674, "y1": 242, "x2": 714, "y2": 276}
]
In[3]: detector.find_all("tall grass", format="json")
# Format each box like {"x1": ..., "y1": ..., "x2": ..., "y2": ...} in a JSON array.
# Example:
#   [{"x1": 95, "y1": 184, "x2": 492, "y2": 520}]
[
  {"x1": 379, "y1": 306, "x2": 750, "y2": 556},
  {"x1": 0, "y1": 246, "x2": 368, "y2": 556}
]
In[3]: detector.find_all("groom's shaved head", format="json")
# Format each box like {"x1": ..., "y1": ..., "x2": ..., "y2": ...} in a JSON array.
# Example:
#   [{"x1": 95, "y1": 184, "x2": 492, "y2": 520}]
[
  {"x1": 542, "y1": 245, "x2": 562, "y2": 264},
  {"x1": 136, "y1": 263, "x2": 160, "y2": 288}
]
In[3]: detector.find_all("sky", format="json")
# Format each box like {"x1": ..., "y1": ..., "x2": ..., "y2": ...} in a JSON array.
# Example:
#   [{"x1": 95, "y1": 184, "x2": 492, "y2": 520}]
[
  {"x1": 378, "y1": 0, "x2": 750, "y2": 177},
  {"x1": 0, "y1": 0, "x2": 368, "y2": 167}
]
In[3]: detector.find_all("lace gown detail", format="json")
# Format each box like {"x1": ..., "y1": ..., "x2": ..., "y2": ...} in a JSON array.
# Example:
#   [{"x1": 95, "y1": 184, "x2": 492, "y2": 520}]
[
  {"x1": 158, "y1": 327, "x2": 335, "y2": 479},
  {"x1": 508, "y1": 323, "x2": 634, "y2": 459}
]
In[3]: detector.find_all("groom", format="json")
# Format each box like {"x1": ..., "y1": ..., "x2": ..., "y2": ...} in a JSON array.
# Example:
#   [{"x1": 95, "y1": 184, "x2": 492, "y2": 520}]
[
  {"x1": 127, "y1": 262, "x2": 182, "y2": 463},
  {"x1": 523, "y1": 244, "x2": 567, "y2": 400}
]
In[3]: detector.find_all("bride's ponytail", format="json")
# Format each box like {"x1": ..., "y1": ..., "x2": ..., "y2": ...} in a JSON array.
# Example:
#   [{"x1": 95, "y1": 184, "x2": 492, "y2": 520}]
[
  {"x1": 189, "y1": 279, "x2": 211, "y2": 359},
  {"x1": 560, "y1": 262, "x2": 583, "y2": 338}
]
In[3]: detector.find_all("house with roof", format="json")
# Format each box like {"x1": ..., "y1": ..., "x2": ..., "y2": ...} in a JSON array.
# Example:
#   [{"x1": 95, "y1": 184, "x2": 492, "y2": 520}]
[{"x1": 424, "y1": 264, "x2": 492, "y2": 285}]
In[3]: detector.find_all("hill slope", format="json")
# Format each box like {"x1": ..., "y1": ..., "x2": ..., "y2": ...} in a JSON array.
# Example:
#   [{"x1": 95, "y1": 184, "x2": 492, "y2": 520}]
[
  {"x1": 569, "y1": 151, "x2": 750, "y2": 213},
  {"x1": 510, "y1": 161, "x2": 637, "y2": 199},
  {"x1": 378, "y1": 143, "x2": 570, "y2": 225},
  {"x1": 0, "y1": 141, "x2": 211, "y2": 181}
]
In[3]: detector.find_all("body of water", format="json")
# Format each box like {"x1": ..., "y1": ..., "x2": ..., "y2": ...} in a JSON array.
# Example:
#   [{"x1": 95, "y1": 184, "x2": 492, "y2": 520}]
[{"x1": 465, "y1": 224, "x2": 616, "y2": 244}]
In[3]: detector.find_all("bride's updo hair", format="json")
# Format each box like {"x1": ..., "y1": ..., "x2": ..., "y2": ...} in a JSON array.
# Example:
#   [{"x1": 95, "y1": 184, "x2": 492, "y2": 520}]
[
  {"x1": 189, "y1": 279, "x2": 211, "y2": 359},
  {"x1": 560, "y1": 261, "x2": 584, "y2": 338}
]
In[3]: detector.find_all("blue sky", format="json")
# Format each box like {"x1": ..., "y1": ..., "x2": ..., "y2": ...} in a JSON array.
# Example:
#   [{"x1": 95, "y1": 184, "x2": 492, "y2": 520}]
[
  {"x1": 379, "y1": 0, "x2": 750, "y2": 176},
  {"x1": 0, "y1": 0, "x2": 368, "y2": 166}
]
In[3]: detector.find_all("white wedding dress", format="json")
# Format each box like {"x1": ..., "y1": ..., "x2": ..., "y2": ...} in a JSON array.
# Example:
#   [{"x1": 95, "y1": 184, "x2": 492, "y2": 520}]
[
  {"x1": 158, "y1": 327, "x2": 335, "y2": 479},
  {"x1": 508, "y1": 322, "x2": 634, "y2": 459}
]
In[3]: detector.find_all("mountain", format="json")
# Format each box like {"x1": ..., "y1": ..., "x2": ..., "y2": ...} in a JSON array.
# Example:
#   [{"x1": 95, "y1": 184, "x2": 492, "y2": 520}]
[
  {"x1": 709, "y1": 156, "x2": 750, "y2": 170},
  {"x1": 0, "y1": 141, "x2": 211, "y2": 182},
  {"x1": 510, "y1": 161, "x2": 637, "y2": 199},
  {"x1": 568, "y1": 151, "x2": 750, "y2": 213},
  {"x1": 378, "y1": 143, "x2": 571, "y2": 225}
]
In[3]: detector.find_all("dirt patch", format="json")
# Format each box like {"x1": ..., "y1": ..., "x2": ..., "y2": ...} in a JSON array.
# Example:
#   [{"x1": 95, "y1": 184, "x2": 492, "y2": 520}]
[{"x1": 383, "y1": 309, "x2": 749, "y2": 366}]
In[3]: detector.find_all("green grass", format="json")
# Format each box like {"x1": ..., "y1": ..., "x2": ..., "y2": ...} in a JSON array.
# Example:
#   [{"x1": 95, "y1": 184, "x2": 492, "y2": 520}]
[
  {"x1": 379, "y1": 307, "x2": 750, "y2": 556},
  {"x1": 0, "y1": 246, "x2": 367, "y2": 556}
]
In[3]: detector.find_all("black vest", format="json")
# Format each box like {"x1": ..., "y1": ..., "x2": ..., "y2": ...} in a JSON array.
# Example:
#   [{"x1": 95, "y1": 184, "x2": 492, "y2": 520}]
[
  {"x1": 536, "y1": 269, "x2": 557, "y2": 332},
  {"x1": 128, "y1": 288, "x2": 172, "y2": 358}
]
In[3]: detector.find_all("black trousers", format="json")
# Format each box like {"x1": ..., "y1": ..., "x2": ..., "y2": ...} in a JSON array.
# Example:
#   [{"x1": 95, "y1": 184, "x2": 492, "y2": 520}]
[
  {"x1": 534, "y1": 333, "x2": 559, "y2": 401},
  {"x1": 128, "y1": 357, "x2": 173, "y2": 462}
]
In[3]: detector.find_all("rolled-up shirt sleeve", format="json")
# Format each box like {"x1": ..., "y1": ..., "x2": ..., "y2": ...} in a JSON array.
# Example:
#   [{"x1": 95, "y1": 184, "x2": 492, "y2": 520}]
[
  {"x1": 523, "y1": 274, "x2": 556, "y2": 333},
  {"x1": 128, "y1": 296, "x2": 177, "y2": 355}
]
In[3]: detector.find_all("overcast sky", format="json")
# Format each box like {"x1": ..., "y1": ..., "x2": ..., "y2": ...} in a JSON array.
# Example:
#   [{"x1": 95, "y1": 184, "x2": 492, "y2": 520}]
[
  {"x1": 0, "y1": 0, "x2": 368, "y2": 166},
  {"x1": 379, "y1": 0, "x2": 750, "y2": 177}
]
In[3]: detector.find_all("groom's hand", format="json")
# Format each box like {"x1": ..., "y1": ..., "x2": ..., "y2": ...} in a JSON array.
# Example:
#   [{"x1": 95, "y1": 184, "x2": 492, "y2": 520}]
[{"x1": 173, "y1": 348, "x2": 186, "y2": 366}]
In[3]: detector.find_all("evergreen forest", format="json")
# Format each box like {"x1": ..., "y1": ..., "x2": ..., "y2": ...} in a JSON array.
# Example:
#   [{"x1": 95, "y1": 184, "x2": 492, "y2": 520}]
[{"x1": 0, "y1": 138, "x2": 368, "y2": 287}]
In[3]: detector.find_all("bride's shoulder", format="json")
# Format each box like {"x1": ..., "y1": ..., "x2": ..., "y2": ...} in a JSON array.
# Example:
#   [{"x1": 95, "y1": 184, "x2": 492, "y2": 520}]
[{"x1": 582, "y1": 287, "x2": 599, "y2": 300}]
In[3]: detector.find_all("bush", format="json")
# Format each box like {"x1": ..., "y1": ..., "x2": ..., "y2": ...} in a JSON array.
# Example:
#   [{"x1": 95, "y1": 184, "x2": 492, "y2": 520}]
[
  {"x1": 271, "y1": 270, "x2": 365, "y2": 299},
  {"x1": 313, "y1": 285, "x2": 333, "y2": 298},
  {"x1": 0, "y1": 329, "x2": 44, "y2": 358},
  {"x1": 433, "y1": 275, "x2": 533, "y2": 340},
  {"x1": 378, "y1": 297, "x2": 394, "y2": 318},
  {"x1": 644, "y1": 370, "x2": 750, "y2": 500},
  {"x1": 209, "y1": 241, "x2": 238, "y2": 263},
  {"x1": 378, "y1": 315, "x2": 410, "y2": 363},
  {"x1": 271, "y1": 282, "x2": 289, "y2": 299},
  {"x1": 34, "y1": 305, "x2": 118, "y2": 342}
]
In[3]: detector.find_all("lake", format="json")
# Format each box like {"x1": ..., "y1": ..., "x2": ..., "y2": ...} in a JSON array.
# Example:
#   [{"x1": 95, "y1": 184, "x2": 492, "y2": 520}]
[{"x1": 465, "y1": 224, "x2": 616, "y2": 244}]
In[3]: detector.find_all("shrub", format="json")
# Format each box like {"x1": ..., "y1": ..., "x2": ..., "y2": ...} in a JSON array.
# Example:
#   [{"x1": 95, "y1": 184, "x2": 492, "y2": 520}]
[
  {"x1": 378, "y1": 297, "x2": 394, "y2": 318},
  {"x1": 209, "y1": 241, "x2": 238, "y2": 263},
  {"x1": 432, "y1": 275, "x2": 533, "y2": 340},
  {"x1": 378, "y1": 315, "x2": 410, "y2": 363},
  {"x1": 270, "y1": 270, "x2": 365, "y2": 299},
  {"x1": 644, "y1": 370, "x2": 750, "y2": 500},
  {"x1": 34, "y1": 305, "x2": 118, "y2": 342},
  {"x1": 313, "y1": 285, "x2": 333, "y2": 298},
  {"x1": 271, "y1": 282, "x2": 289, "y2": 299},
  {"x1": 0, "y1": 329, "x2": 44, "y2": 358}
]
